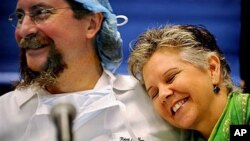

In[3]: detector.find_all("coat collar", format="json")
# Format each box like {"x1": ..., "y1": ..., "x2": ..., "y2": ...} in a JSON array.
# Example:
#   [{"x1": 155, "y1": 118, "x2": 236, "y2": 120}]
[{"x1": 14, "y1": 69, "x2": 137, "y2": 108}]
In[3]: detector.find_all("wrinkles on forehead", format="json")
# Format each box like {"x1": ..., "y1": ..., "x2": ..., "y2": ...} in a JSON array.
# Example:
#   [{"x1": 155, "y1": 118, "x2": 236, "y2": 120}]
[
  {"x1": 16, "y1": 0, "x2": 68, "y2": 11},
  {"x1": 16, "y1": 4, "x2": 52, "y2": 13}
]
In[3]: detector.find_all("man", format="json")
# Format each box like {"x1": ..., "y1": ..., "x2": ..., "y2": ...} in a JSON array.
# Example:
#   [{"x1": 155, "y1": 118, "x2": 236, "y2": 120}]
[{"x1": 0, "y1": 0, "x2": 182, "y2": 141}]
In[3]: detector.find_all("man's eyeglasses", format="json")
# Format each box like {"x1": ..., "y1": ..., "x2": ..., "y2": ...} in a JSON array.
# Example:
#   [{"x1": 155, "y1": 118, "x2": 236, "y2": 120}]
[{"x1": 8, "y1": 7, "x2": 71, "y2": 28}]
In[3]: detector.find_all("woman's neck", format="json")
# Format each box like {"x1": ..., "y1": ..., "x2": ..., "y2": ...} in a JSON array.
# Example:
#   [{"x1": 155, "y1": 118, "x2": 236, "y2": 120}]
[{"x1": 198, "y1": 88, "x2": 228, "y2": 139}]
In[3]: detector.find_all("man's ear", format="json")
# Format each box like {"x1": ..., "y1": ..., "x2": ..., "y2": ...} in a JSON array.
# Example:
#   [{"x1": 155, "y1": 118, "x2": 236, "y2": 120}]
[
  {"x1": 86, "y1": 13, "x2": 103, "y2": 39},
  {"x1": 208, "y1": 53, "x2": 221, "y2": 84}
]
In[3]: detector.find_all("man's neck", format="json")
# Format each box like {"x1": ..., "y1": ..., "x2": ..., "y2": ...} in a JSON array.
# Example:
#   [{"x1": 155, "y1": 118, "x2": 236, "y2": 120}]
[{"x1": 46, "y1": 63, "x2": 103, "y2": 94}]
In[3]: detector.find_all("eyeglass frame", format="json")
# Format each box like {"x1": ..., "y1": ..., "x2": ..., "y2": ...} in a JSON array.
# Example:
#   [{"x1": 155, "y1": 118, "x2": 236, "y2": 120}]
[{"x1": 8, "y1": 6, "x2": 72, "y2": 28}]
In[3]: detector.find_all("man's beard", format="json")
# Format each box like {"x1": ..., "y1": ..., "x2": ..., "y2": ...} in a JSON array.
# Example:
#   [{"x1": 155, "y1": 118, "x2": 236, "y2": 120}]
[{"x1": 16, "y1": 35, "x2": 67, "y2": 89}]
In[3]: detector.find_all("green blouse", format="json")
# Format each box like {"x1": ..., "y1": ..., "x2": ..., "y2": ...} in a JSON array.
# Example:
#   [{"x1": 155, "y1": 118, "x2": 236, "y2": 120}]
[{"x1": 208, "y1": 92, "x2": 250, "y2": 141}]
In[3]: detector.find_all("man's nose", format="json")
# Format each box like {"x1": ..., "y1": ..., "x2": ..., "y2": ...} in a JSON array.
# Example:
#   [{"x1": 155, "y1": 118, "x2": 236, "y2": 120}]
[{"x1": 17, "y1": 15, "x2": 38, "y2": 38}]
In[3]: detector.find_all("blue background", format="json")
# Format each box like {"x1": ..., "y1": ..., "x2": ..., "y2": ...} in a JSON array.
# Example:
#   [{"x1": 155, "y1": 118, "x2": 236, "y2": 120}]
[{"x1": 0, "y1": 0, "x2": 241, "y2": 92}]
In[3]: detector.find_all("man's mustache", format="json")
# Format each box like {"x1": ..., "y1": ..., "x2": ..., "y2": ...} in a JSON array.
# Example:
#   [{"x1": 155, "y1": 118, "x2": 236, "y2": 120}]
[{"x1": 19, "y1": 34, "x2": 50, "y2": 49}]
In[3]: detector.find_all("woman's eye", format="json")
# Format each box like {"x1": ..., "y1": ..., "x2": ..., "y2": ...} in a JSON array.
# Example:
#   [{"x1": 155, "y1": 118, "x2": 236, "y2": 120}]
[
  {"x1": 166, "y1": 74, "x2": 175, "y2": 84},
  {"x1": 151, "y1": 93, "x2": 158, "y2": 100},
  {"x1": 165, "y1": 70, "x2": 181, "y2": 84},
  {"x1": 149, "y1": 88, "x2": 159, "y2": 100}
]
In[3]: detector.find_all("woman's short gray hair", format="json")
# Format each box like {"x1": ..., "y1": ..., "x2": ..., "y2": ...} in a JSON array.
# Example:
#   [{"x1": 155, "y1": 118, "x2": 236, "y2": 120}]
[{"x1": 128, "y1": 24, "x2": 238, "y2": 92}]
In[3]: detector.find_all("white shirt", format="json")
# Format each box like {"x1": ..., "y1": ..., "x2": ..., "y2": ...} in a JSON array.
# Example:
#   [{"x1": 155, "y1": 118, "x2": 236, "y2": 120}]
[{"x1": 0, "y1": 69, "x2": 185, "y2": 141}]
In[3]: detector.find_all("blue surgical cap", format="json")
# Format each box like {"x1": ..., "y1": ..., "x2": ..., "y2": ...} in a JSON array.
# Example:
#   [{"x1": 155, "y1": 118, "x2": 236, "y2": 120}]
[{"x1": 74, "y1": 0, "x2": 123, "y2": 72}]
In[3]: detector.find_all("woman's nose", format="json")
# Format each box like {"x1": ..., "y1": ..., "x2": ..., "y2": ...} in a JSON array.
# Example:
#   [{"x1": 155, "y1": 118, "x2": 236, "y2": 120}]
[
  {"x1": 159, "y1": 86, "x2": 173, "y2": 104},
  {"x1": 16, "y1": 15, "x2": 38, "y2": 38}
]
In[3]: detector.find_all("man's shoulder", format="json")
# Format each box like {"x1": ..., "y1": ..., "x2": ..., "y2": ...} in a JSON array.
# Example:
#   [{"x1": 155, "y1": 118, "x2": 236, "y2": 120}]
[
  {"x1": 0, "y1": 90, "x2": 16, "y2": 100},
  {"x1": 112, "y1": 74, "x2": 183, "y2": 141},
  {"x1": 112, "y1": 74, "x2": 147, "y2": 104},
  {"x1": 0, "y1": 85, "x2": 38, "y2": 108},
  {"x1": 113, "y1": 74, "x2": 143, "y2": 91},
  {"x1": 0, "y1": 90, "x2": 18, "y2": 110}
]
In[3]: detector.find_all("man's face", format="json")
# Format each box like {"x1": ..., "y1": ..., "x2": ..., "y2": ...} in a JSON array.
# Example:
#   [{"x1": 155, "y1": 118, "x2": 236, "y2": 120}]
[{"x1": 14, "y1": 0, "x2": 89, "y2": 87}]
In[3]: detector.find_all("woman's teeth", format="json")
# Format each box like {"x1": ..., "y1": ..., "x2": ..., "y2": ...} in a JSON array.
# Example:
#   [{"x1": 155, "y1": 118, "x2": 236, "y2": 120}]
[{"x1": 172, "y1": 98, "x2": 188, "y2": 114}]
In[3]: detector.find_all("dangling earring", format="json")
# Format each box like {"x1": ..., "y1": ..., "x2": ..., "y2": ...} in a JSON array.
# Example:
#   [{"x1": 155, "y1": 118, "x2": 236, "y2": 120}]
[{"x1": 213, "y1": 85, "x2": 220, "y2": 94}]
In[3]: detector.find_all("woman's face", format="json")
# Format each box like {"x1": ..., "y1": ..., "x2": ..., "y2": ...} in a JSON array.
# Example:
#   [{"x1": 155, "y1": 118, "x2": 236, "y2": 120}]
[{"x1": 142, "y1": 48, "x2": 217, "y2": 130}]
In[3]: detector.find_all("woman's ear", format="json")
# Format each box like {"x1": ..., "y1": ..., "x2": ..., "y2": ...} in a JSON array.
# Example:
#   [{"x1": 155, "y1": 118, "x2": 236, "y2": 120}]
[
  {"x1": 86, "y1": 13, "x2": 104, "y2": 39},
  {"x1": 208, "y1": 53, "x2": 221, "y2": 84}
]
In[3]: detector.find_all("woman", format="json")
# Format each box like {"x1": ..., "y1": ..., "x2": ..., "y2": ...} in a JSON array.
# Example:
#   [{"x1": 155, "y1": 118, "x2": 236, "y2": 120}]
[{"x1": 128, "y1": 24, "x2": 250, "y2": 140}]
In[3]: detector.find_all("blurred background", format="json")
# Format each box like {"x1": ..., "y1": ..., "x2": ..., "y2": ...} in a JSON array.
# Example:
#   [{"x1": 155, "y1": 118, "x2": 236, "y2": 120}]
[{"x1": 0, "y1": 0, "x2": 242, "y2": 94}]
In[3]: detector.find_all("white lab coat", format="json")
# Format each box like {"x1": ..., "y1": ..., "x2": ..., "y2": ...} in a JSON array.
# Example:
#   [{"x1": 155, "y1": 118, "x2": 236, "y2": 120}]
[{"x1": 0, "y1": 69, "x2": 185, "y2": 141}]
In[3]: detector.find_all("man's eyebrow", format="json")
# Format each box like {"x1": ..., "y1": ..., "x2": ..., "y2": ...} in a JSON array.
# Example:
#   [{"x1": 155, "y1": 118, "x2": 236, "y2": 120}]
[{"x1": 15, "y1": 8, "x2": 23, "y2": 13}]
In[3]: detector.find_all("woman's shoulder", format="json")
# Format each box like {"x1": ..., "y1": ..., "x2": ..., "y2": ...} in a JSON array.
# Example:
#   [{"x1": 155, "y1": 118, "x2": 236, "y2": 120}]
[
  {"x1": 229, "y1": 91, "x2": 250, "y2": 124},
  {"x1": 230, "y1": 91, "x2": 250, "y2": 102}
]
